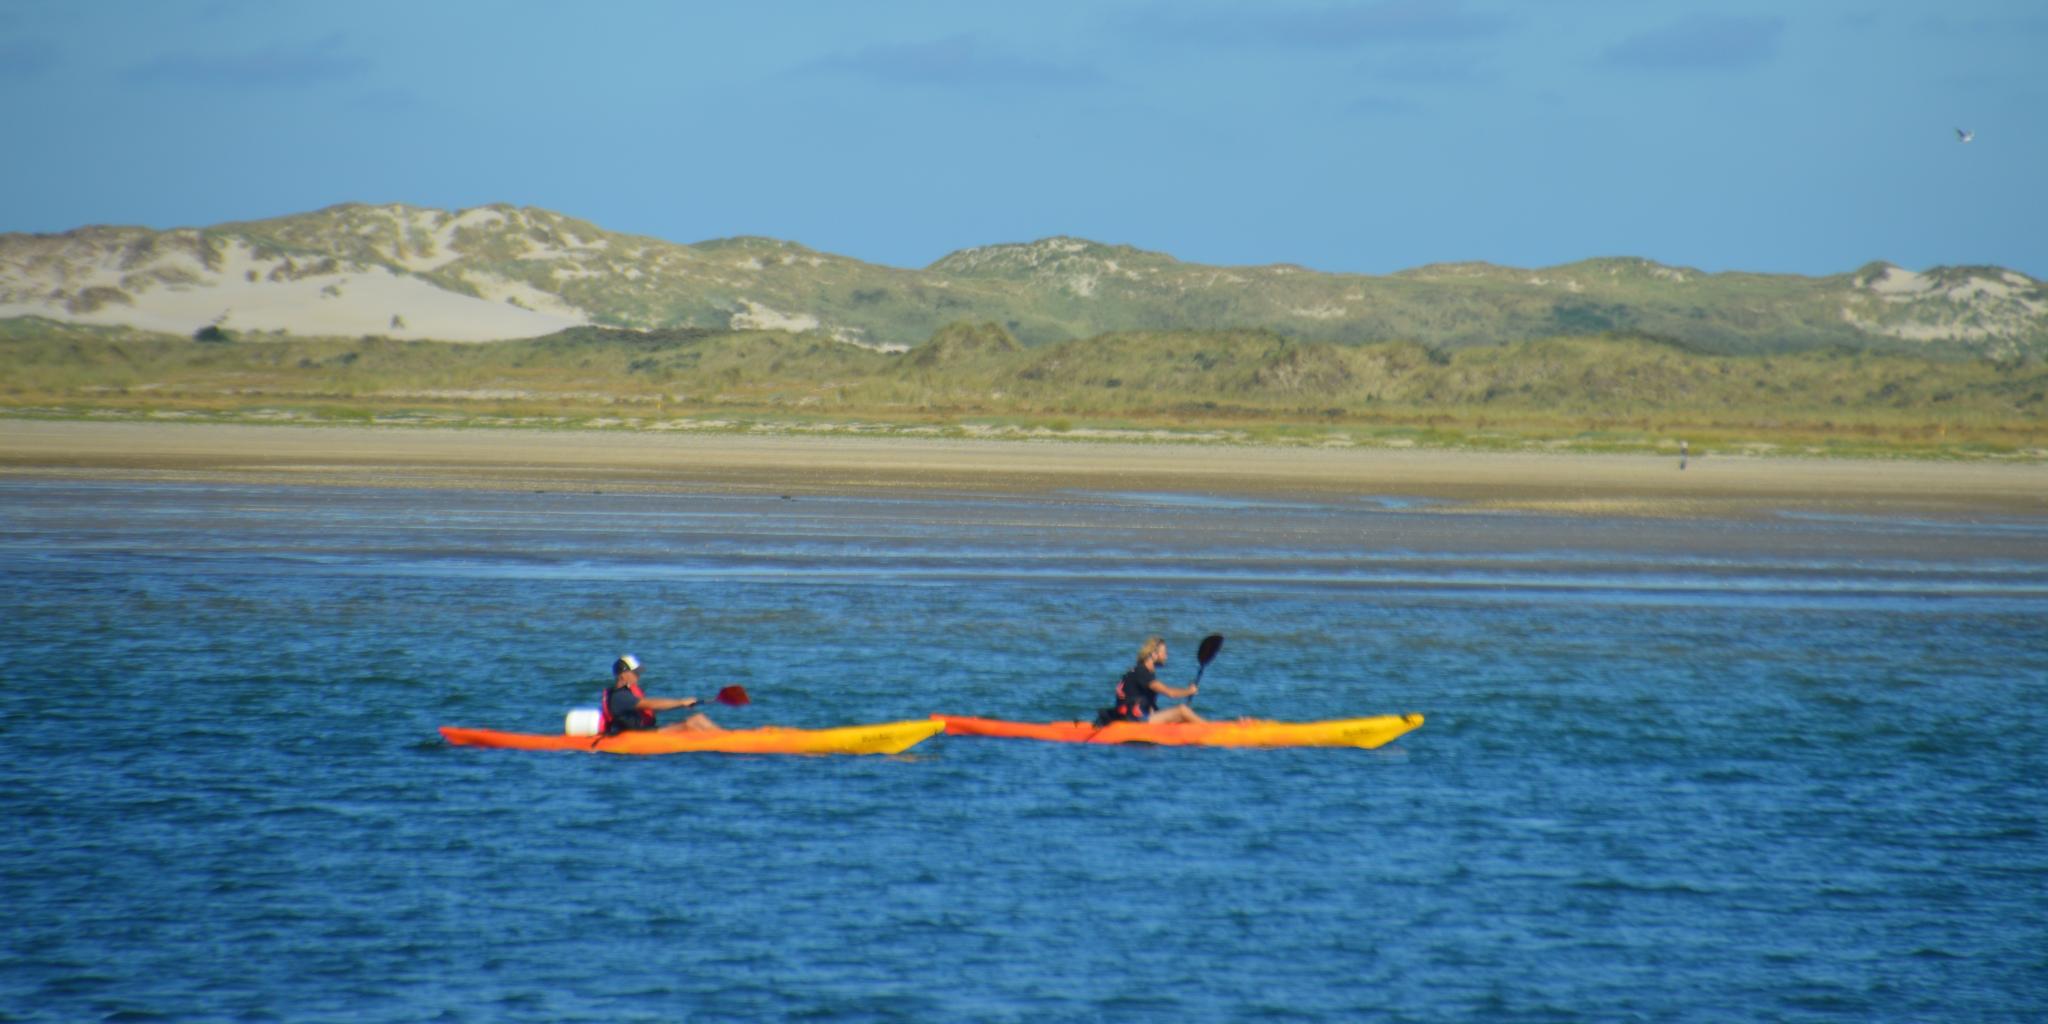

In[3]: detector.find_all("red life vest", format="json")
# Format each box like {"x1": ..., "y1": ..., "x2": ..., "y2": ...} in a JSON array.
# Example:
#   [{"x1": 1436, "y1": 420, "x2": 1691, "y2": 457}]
[{"x1": 597, "y1": 681, "x2": 655, "y2": 735}]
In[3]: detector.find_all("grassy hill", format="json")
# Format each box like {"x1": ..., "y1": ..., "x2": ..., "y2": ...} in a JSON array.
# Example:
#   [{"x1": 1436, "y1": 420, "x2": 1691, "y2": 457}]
[
  {"x1": 4, "y1": 203, "x2": 2045, "y2": 359},
  {"x1": 7, "y1": 203, "x2": 2042, "y2": 456},
  {"x1": 5, "y1": 319, "x2": 2041, "y2": 457}
]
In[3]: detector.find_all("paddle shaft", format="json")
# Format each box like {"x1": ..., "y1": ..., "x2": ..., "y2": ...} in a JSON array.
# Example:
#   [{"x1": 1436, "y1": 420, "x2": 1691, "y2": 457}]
[{"x1": 1188, "y1": 634, "x2": 1223, "y2": 706}]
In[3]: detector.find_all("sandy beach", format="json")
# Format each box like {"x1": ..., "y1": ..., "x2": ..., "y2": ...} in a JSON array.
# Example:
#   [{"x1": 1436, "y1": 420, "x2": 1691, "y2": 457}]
[{"x1": 3, "y1": 419, "x2": 2045, "y2": 518}]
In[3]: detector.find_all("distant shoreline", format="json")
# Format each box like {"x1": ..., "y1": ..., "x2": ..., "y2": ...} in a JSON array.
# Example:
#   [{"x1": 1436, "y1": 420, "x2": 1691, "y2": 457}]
[{"x1": 4, "y1": 419, "x2": 2044, "y2": 519}]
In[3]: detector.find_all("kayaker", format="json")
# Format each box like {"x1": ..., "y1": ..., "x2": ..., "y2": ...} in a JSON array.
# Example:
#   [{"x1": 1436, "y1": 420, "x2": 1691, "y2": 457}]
[
  {"x1": 1099, "y1": 636, "x2": 1204, "y2": 725},
  {"x1": 600, "y1": 654, "x2": 719, "y2": 734}
]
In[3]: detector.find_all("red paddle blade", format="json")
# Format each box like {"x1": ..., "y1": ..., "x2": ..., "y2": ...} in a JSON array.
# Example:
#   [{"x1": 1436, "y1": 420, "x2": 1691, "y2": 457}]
[{"x1": 714, "y1": 685, "x2": 751, "y2": 707}]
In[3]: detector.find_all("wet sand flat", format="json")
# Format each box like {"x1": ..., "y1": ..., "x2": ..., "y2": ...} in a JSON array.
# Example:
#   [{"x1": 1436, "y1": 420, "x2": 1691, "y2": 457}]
[{"x1": 3, "y1": 419, "x2": 2045, "y2": 519}]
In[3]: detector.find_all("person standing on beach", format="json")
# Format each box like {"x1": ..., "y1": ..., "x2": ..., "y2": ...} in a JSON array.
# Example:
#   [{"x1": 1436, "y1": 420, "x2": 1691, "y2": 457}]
[
  {"x1": 600, "y1": 654, "x2": 719, "y2": 734},
  {"x1": 1680, "y1": 440, "x2": 1689, "y2": 470},
  {"x1": 1099, "y1": 636, "x2": 1204, "y2": 725}
]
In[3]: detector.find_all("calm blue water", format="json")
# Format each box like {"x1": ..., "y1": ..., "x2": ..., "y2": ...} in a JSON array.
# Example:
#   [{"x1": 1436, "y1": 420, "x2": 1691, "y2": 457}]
[{"x1": 2, "y1": 478, "x2": 2045, "y2": 1022}]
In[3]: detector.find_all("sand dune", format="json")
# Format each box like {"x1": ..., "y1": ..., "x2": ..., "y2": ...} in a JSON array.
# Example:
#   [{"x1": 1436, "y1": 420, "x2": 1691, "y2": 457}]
[{"x1": 0, "y1": 238, "x2": 587, "y2": 342}]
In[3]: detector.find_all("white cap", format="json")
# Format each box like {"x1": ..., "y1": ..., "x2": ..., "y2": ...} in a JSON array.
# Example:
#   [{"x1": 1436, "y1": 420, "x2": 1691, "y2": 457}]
[{"x1": 614, "y1": 653, "x2": 642, "y2": 674}]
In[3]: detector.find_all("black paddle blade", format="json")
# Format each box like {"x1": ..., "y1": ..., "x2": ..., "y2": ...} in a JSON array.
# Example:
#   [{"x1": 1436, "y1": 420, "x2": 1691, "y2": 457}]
[
  {"x1": 1196, "y1": 633, "x2": 1225, "y2": 666},
  {"x1": 713, "y1": 685, "x2": 751, "y2": 707}
]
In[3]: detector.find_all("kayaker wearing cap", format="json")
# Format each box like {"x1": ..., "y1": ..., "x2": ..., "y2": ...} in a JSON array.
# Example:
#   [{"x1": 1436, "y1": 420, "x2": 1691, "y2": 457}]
[
  {"x1": 1100, "y1": 636, "x2": 1204, "y2": 725},
  {"x1": 600, "y1": 654, "x2": 719, "y2": 734}
]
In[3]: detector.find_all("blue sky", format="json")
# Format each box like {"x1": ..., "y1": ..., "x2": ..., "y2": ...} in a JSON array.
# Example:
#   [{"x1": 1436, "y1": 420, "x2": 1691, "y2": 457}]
[{"x1": 3, "y1": 0, "x2": 2042, "y2": 276}]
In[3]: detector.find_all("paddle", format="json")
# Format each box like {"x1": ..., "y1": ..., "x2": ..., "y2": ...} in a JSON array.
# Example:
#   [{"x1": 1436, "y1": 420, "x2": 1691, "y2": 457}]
[
  {"x1": 702, "y1": 685, "x2": 751, "y2": 708},
  {"x1": 1188, "y1": 633, "x2": 1224, "y2": 706}
]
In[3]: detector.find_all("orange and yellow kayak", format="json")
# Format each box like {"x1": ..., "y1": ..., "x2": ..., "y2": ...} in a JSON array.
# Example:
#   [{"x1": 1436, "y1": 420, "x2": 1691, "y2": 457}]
[
  {"x1": 440, "y1": 719, "x2": 942, "y2": 756},
  {"x1": 933, "y1": 713, "x2": 1423, "y2": 749}
]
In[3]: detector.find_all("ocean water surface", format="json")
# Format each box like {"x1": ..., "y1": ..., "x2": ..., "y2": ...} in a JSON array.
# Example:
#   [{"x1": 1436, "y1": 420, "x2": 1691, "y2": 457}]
[{"x1": 2, "y1": 478, "x2": 2045, "y2": 1022}]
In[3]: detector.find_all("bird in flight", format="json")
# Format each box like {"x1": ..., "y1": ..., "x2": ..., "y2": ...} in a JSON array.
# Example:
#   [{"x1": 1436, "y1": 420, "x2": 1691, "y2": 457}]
[{"x1": 1956, "y1": 128, "x2": 1975, "y2": 143}]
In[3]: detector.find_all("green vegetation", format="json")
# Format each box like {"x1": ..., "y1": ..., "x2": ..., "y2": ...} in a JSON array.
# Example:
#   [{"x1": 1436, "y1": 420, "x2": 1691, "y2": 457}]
[{"x1": 3, "y1": 318, "x2": 2042, "y2": 458}]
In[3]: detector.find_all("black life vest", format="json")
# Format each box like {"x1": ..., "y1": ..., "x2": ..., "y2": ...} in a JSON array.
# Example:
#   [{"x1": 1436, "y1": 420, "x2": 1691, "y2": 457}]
[{"x1": 1095, "y1": 662, "x2": 1158, "y2": 725}]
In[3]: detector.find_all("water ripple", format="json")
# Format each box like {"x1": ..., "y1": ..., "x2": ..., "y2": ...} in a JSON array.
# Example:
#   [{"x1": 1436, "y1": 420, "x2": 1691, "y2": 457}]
[{"x1": 1, "y1": 479, "x2": 2044, "y2": 1021}]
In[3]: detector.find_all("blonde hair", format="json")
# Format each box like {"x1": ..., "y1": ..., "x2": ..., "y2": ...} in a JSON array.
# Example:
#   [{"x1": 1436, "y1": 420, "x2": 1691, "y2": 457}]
[{"x1": 1137, "y1": 636, "x2": 1165, "y2": 662}]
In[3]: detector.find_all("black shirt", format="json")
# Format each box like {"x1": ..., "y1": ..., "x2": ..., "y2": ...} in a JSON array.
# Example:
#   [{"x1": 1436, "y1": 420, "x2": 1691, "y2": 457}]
[
  {"x1": 605, "y1": 685, "x2": 655, "y2": 733},
  {"x1": 1116, "y1": 663, "x2": 1160, "y2": 718}
]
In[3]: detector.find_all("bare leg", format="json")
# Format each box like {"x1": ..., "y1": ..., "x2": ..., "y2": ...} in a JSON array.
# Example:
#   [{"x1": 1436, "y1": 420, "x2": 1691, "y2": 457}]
[
  {"x1": 660, "y1": 713, "x2": 721, "y2": 732},
  {"x1": 1150, "y1": 704, "x2": 1205, "y2": 724}
]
